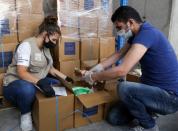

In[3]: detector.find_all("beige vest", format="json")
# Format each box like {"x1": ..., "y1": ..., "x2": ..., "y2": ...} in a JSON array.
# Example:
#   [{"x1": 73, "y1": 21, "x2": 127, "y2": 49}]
[{"x1": 3, "y1": 37, "x2": 53, "y2": 86}]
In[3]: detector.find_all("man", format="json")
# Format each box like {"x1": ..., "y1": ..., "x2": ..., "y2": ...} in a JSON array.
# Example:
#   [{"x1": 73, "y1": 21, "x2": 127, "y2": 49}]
[{"x1": 81, "y1": 6, "x2": 178, "y2": 131}]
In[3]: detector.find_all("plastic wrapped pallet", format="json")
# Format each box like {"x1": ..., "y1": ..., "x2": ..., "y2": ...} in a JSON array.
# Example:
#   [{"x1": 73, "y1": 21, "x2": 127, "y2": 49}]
[
  {"x1": 57, "y1": 0, "x2": 113, "y2": 38},
  {"x1": 0, "y1": 0, "x2": 17, "y2": 44}
]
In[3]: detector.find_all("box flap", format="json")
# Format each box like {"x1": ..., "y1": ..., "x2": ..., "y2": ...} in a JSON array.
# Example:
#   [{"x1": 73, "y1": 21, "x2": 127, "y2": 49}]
[{"x1": 77, "y1": 91, "x2": 114, "y2": 108}]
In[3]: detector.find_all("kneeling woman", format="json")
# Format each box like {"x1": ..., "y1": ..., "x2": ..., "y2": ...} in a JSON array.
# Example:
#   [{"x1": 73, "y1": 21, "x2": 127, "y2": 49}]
[{"x1": 3, "y1": 16, "x2": 73, "y2": 131}]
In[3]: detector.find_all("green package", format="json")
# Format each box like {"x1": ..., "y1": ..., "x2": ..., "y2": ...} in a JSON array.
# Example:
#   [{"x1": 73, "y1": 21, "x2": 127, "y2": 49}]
[{"x1": 72, "y1": 86, "x2": 93, "y2": 96}]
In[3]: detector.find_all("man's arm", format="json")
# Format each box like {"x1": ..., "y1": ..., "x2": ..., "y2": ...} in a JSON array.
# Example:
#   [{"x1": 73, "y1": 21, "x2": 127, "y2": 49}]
[
  {"x1": 99, "y1": 43, "x2": 131, "y2": 69},
  {"x1": 92, "y1": 44, "x2": 148, "y2": 81}
]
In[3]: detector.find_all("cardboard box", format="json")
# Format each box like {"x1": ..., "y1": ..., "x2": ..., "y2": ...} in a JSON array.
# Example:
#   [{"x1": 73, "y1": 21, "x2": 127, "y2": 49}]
[
  {"x1": 81, "y1": 59, "x2": 98, "y2": 70},
  {"x1": 99, "y1": 37, "x2": 115, "y2": 59},
  {"x1": 79, "y1": 15, "x2": 98, "y2": 38},
  {"x1": 0, "y1": 0, "x2": 17, "y2": 44},
  {"x1": 17, "y1": 0, "x2": 43, "y2": 14},
  {"x1": 78, "y1": 0, "x2": 99, "y2": 10},
  {"x1": 54, "y1": 37, "x2": 80, "y2": 61},
  {"x1": 18, "y1": 14, "x2": 44, "y2": 41},
  {"x1": 58, "y1": 11, "x2": 79, "y2": 38},
  {"x1": 0, "y1": 74, "x2": 4, "y2": 95},
  {"x1": 61, "y1": 26, "x2": 79, "y2": 38},
  {"x1": 103, "y1": 79, "x2": 119, "y2": 119},
  {"x1": 61, "y1": 80, "x2": 116, "y2": 127},
  {"x1": 74, "y1": 98, "x2": 104, "y2": 127},
  {"x1": 98, "y1": 16, "x2": 113, "y2": 37},
  {"x1": 54, "y1": 60, "x2": 80, "y2": 81},
  {"x1": 74, "y1": 90, "x2": 115, "y2": 127},
  {"x1": 80, "y1": 38, "x2": 99, "y2": 60},
  {"x1": 0, "y1": 43, "x2": 18, "y2": 73},
  {"x1": 32, "y1": 91, "x2": 74, "y2": 131},
  {"x1": 58, "y1": 0, "x2": 79, "y2": 11}
]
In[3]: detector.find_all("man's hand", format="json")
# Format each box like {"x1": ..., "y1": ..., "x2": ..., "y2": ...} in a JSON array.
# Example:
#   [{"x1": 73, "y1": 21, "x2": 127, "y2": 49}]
[
  {"x1": 82, "y1": 71, "x2": 94, "y2": 85},
  {"x1": 36, "y1": 78, "x2": 55, "y2": 97},
  {"x1": 90, "y1": 64, "x2": 104, "y2": 73},
  {"x1": 65, "y1": 76, "x2": 74, "y2": 83}
]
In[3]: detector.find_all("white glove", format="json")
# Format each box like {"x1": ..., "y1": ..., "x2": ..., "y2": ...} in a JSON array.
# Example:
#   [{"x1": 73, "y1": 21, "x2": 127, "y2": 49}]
[
  {"x1": 90, "y1": 64, "x2": 104, "y2": 73},
  {"x1": 83, "y1": 71, "x2": 94, "y2": 85}
]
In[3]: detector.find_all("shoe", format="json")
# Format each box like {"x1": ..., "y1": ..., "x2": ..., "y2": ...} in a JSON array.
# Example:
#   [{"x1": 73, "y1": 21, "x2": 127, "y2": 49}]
[
  {"x1": 20, "y1": 112, "x2": 33, "y2": 131},
  {"x1": 128, "y1": 119, "x2": 140, "y2": 128},
  {"x1": 131, "y1": 125, "x2": 159, "y2": 131}
]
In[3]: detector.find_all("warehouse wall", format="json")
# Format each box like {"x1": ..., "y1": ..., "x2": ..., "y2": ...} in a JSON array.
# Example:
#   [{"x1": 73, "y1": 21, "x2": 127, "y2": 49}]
[
  {"x1": 169, "y1": 0, "x2": 178, "y2": 55},
  {"x1": 113, "y1": 0, "x2": 172, "y2": 37}
]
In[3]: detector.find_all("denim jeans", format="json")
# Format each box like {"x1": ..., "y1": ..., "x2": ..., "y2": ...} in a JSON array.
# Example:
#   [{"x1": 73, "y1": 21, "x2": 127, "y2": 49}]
[
  {"x1": 107, "y1": 81, "x2": 178, "y2": 129},
  {"x1": 3, "y1": 77, "x2": 60, "y2": 114}
]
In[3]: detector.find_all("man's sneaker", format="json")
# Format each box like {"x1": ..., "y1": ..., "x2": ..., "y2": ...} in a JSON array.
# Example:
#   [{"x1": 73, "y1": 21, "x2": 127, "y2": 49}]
[
  {"x1": 131, "y1": 125, "x2": 159, "y2": 131},
  {"x1": 20, "y1": 112, "x2": 33, "y2": 131}
]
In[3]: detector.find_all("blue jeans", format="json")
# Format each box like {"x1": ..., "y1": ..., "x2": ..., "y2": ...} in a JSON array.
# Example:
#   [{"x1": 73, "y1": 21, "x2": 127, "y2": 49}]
[
  {"x1": 108, "y1": 81, "x2": 178, "y2": 129},
  {"x1": 3, "y1": 77, "x2": 60, "y2": 114}
]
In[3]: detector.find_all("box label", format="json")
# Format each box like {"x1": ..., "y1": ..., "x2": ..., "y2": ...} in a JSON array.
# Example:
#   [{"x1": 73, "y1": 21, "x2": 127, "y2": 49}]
[
  {"x1": 84, "y1": 0, "x2": 94, "y2": 10},
  {"x1": 82, "y1": 106, "x2": 98, "y2": 117},
  {"x1": 64, "y1": 42, "x2": 76, "y2": 55},
  {"x1": 0, "y1": 51, "x2": 13, "y2": 68},
  {"x1": 0, "y1": 19, "x2": 10, "y2": 36},
  {"x1": 101, "y1": 0, "x2": 109, "y2": 13}
]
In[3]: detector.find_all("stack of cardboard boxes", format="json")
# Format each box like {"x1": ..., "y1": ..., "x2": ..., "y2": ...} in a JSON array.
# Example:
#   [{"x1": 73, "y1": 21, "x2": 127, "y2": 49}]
[
  {"x1": 17, "y1": 0, "x2": 44, "y2": 41},
  {"x1": 53, "y1": 37, "x2": 80, "y2": 81},
  {"x1": 0, "y1": 0, "x2": 44, "y2": 104}
]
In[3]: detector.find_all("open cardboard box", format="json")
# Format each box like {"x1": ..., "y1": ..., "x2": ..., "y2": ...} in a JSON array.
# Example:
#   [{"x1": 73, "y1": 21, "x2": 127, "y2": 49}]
[{"x1": 61, "y1": 79, "x2": 116, "y2": 127}]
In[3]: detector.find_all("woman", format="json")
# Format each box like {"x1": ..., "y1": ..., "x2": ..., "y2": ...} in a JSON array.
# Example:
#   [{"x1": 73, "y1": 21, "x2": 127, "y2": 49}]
[{"x1": 3, "y1": 16, "x2": 73, "y2": 131}]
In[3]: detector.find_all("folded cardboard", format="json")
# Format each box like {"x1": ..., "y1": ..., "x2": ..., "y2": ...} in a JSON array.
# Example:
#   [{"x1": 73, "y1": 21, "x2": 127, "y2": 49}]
[
  {"x1": 17, "y1": 0, "x2": 43, "y2": 14},
  {"x1": 0, "y1": 43, "x2": 18, "y2": 73},
  {"x1": 32, "y1": 91, "x2": 74, "y2": 131},
  {"x1": 54, "y1": 37, "x2": 80, "y2": 61},
  {"x1": 54, "y1": 60, "x2": 80, "y2": 81},
  {"x1": 18, "y1": 14, "x2": 44, "y2": 41},
  {"x1": 80, "y1": 38, "x2": 99, "y2": 60},
  {"x1": 81, "y1": 59, "x2": 98, "y2": 70},
  {"x1": 0, "y1": 73, "x2": 5, "y2": 95},
  {"x1": 100, "y1": 37, "x2": 115, "y2": 59}
]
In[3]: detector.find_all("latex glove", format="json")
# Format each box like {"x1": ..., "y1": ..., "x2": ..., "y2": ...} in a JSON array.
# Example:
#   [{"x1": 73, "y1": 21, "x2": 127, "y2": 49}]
[
  {"x1": 36, "y1": 78, "x2": 55, "y2": 97},
  {"x1": 83, "y1": 71, "x2": 94, "y2": 85},
  {"x1": 90, "y1": 64, "x2": 104, "y2": 73},
  {"x1": 65, "y1": 76, "x2": 74, "y2": 83}
]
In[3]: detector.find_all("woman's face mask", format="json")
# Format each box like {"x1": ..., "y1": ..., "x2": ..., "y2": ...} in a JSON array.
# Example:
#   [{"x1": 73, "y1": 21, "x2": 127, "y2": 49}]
[{"x1": 44, "y1": 33, "x2": 59, "y2": 48}]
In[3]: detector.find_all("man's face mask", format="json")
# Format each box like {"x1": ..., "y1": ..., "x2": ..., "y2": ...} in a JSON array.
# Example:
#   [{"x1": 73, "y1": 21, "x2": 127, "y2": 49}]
[
  {"x1": 117, "y1": 22, "x2": 133, "y2": 40},
  {"x1": 44, "y1": 35, "x2": 56, "y2": 49}
]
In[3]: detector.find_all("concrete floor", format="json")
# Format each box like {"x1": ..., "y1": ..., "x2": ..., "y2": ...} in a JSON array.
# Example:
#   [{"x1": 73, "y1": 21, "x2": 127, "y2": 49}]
[{"x1": 0, "y1": 108, "x2": 178, "y2": 131}]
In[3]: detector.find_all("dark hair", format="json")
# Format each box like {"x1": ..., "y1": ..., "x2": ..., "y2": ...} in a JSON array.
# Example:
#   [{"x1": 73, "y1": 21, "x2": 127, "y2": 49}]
[
  {"x1": 111, "y1": 6, "x2": 143, "y2": 23},
  {"x1": 39, "y1": 16, "x2": 61, "y2": 35}
]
